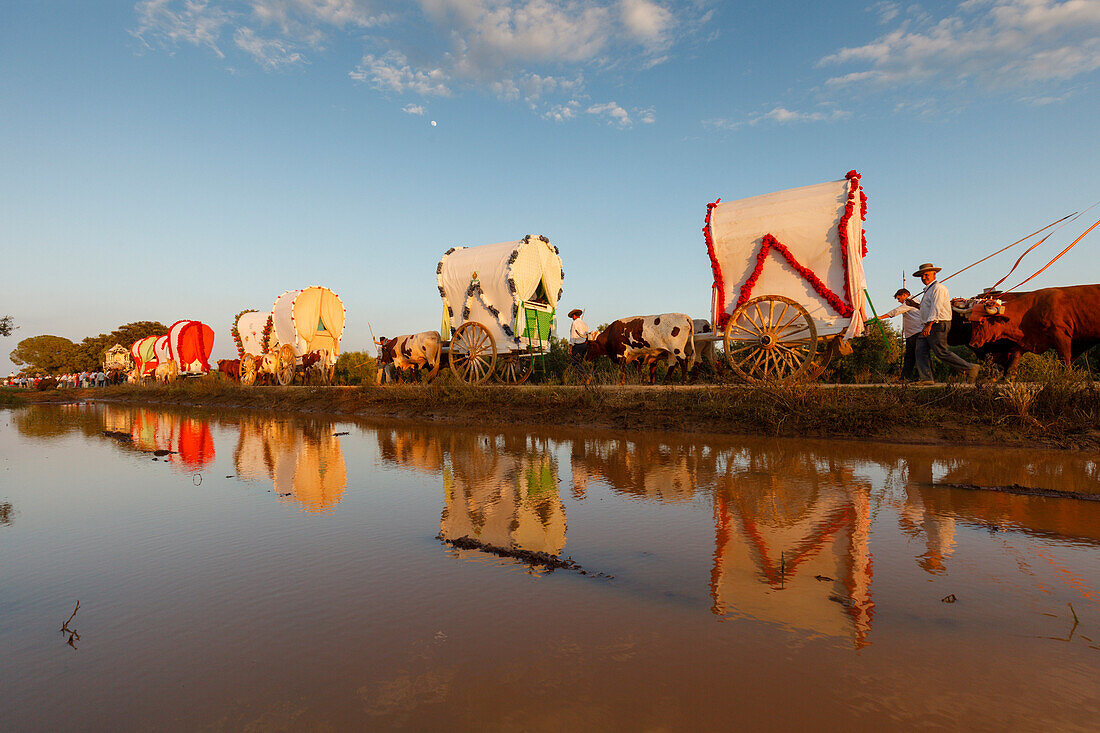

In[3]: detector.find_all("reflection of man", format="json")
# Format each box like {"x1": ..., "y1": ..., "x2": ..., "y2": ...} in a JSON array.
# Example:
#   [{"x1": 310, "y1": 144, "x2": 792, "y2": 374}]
[
  {"x1": 899, "y1": 456, "x2": 956, "y2": 575},
  {"x1": 913, "y1": 263, "x2": 979, "y2": 385}
]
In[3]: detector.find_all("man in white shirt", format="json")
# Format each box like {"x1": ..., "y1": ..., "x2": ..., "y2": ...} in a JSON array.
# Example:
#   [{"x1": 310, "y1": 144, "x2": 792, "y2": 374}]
[
  {"x1": 912, "y1": 263, "x2": 979, "y2": 384},
  {"x1": 876, "y1": 287, "x2": 921, "y2": 381},
  {"x1": 568, "y1": 308, "x2": 590, "y2": 378}
]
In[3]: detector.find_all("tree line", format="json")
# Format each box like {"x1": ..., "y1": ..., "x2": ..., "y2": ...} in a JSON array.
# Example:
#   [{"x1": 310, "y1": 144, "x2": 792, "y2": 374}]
[{"x1": 7, "y1": 322, "x2": 167, "y2": 375}]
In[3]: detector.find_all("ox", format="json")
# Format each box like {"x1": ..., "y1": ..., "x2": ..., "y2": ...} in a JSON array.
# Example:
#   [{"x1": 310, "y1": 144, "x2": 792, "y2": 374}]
[
  {"x1": 154, "y1": 362, "x2": 175, "y2": 383},
  {"x1": 587, "y1": 313, "x2": 696, "y2": 384},
  {"x1": 689, "y1": 318, "x2": 724, "y2": 382},
  {"x1": 217, "y1": 359, "x2": 241, "y2": 383},
  {"x1": 376, "y1": 332, "x2": 441, "y2": 385},
  {"x1": 966, "y1": 284, "x2": 1100, "y2": 377},
  {"x1": 301, "y1": 349, "x2": 333, "y2": 384}
]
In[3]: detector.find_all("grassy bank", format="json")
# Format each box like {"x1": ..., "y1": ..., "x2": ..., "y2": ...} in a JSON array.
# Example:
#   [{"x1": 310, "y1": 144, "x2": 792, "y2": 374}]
[
  {"x1": 46, "y1": 379, "x2": 1100, "y2": 450},
  {"x1": 0, "y1": 387, "x2": 28, "y2": 408}
]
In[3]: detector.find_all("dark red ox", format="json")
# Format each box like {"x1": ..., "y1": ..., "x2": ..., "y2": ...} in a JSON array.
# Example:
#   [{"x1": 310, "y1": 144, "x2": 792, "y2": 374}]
[
  {"x1": 217, "y1": 359, "x2": 241, "y2": 382},
  {"x1": 966, "y1": 284, "x2": 1100, "y2": 376},
  {"x1": 587, "y1": 313, "x2": 696, "y2": 384}
]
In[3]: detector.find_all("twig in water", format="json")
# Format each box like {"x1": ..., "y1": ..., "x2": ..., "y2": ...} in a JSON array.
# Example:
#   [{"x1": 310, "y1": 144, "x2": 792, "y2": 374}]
[{"x1": 60, "y1": 601, "x2": 81, "y2": 649}]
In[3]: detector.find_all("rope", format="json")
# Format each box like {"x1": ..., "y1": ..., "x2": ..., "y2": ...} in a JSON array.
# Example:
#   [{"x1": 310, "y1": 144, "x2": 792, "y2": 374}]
[
  {"x1": 1002, "y1": 217, "x2": 1100, "y2": 294},
  {"x1": 941, "y1": 211, "x2": 1076, "y2": 283}
]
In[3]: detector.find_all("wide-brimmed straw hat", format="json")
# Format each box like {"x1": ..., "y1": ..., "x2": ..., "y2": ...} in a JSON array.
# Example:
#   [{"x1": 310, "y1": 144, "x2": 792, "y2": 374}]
[
  {"x1": 912, "y1": 262, "x2": 942, "y2": 277},
  {"x1": 568, "y1": 308, "x2": 583, "y2": 318}
]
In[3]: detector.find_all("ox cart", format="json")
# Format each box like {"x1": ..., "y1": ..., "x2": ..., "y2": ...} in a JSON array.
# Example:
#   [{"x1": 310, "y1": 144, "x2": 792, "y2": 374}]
[
  {"x1": 128, "y1": 320, "x2": 215, "y2": 383},
  {"x1": 698, "y1": 170, "x2": 869, "y2": 382},
  {"x1": 434, "y1": 235, "x2": 563, "y2": 384},
  {"x1": 234, "y1": 287, "x2": 345, "y2": 386}
]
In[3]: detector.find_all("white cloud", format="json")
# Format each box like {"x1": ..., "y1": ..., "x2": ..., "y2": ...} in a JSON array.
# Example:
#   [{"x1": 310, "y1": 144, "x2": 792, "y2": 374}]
[
  {"x1": 705, "y1": 106, "x2": 849, "y2": 130},
  {"x1": 234, "y1": 27, "x2": 305, "y2": 68},
  {"x1": 132, "y1": 0, "x2": 233, "y2": 57},
  {"x1": 822, "y1": 0, "x2": 1100, "y2": 89},
  {"x1": 402, "y1": 103, "x2": 426, "y2": 114},
  {"x1": 350, "y1": 51, "x2": 452, "y2": 96},
  {"x1": 543, "y1": 99, "x2": 581, "y2": 122},
  {"x1": 620, "y1": 0, "x2": 674, "y2": 47},
  {"x1": 587, "y1": 101, "x2": 632, "y2": 126},
  {"x1": 132, "y1": 1, "x2": 705, "y2": 123}
]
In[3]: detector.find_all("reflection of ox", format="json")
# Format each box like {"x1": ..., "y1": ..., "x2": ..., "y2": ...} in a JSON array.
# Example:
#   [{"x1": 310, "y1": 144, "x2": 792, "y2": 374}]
[
  {"x1": 376, "y1": 332, "x2": 441, "y2": 384},
  {"x1": 587, "y1": 313, "x2": 696, "y2": 384},
  {"x1": 964, "y1": 285, "x2": 1100, "y2": 377}
]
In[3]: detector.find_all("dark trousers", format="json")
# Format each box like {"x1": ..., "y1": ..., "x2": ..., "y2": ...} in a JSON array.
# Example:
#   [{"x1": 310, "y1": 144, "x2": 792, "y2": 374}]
[
  {"x1": 902, "y1": 335, "x2": 917, "y2": 380},
  {"x1": 570, "y1": 343, "x2": 589, "y2": 375},
  {"x1": 916, "y1": 322, "x2": 973, "y2": 381}
]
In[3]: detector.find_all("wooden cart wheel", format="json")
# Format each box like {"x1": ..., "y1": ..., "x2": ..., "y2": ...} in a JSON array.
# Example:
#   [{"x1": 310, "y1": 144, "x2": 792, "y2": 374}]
[
  {"x1": 277, "y1": 344, "x2": 296, "y2": 386},
  {"x1": 448, "y1": 322, "x2": 497, "y2": 384},
  {"x1": 724, "y1": 295, "x2": 818, "y2": 383},
  {"x1": 239, "y1": 355, "x2": 257, "y2": 386},
  {"x1": 494, "y1": 353, "x2": 534, "y2": 384}
]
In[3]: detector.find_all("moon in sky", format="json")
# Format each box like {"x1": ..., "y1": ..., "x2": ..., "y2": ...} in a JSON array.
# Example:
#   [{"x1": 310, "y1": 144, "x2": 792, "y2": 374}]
[{"x1": 430, "y1": 120, "x2": 437, "y2": 126}]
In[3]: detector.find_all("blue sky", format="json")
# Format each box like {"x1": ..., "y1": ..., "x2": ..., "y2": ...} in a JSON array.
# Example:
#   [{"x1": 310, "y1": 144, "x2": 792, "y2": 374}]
[{"x1": 3, "y1": 0, "x2": 1099, "y2": 373}]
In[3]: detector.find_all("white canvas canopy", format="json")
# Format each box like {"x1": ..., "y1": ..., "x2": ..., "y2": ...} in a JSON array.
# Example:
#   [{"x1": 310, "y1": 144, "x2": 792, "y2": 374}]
[
  {"x1": 271, "y1": 286, "x2": 346, "y2": 359},
  {"x1": 707, "y1": 173, "x2": 867, "y2": 339},
  {"x1": 437, "y1": 235, "x2": 563, "y2": 348},
  {"x1": 236, "y1": 311, "x2": 274, "y2": 358}
]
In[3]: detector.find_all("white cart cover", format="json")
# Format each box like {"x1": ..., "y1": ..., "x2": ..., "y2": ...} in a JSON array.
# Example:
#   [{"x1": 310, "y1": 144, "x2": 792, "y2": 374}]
[
  {"x1": 437, "y1": 235, "x2": 563, "y2": 348},
  {"x1": 154, "y1": 335, "x2": 172, "y2": 364},
  {"x1": 236, "y1": 311, "x2": 274, "y2": 358},
  {"x1": 705, "y1": 171, "x2": 868, "y2": 339},
  {"x1": 272, "y1": 287, "x2": 346, "y2": 359}
]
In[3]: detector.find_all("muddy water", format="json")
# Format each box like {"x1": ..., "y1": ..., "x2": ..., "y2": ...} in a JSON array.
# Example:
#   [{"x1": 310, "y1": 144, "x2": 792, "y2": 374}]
[{"x1": 1, "y1": 405, "x2": 1098, "y2": 731}]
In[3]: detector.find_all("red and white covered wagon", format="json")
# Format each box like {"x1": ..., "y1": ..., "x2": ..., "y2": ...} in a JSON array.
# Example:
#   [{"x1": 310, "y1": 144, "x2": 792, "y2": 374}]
[
  {"x1": 700, "y1": 170, "x2": 869, "y2": 382},
  {"x1": 130, "y1": 336, "x2": 161, "y2": 381},
  {"x1": 167, "y1": 320, "x2": 215, "y2": 378}
]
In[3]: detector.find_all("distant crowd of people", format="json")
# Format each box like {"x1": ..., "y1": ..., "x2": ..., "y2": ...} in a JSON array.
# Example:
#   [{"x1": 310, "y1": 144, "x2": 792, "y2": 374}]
[{"x1": 4, "y1": 370, "x2": 128, "y2": 389}]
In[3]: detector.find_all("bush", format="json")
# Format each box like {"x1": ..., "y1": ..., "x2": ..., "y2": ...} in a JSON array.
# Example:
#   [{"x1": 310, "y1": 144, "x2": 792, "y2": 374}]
[{"x1": 334, "y1": 351, "x2": 377, "y2": 386}]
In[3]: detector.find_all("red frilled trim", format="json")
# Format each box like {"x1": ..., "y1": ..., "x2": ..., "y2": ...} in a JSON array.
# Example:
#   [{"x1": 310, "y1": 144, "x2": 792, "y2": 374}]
[
  {"x1": 836, "y1": 170, "x2": 863, "y2": 308},
  {"x1": 703, "y1": 199, "x2": 726, "y2": 326},
  {"x1": 710, "y1": 171, "x2": 868, "y2": 326},
  {"x1": 737, "y1": 234, "x2": 854, "y2": 318}
]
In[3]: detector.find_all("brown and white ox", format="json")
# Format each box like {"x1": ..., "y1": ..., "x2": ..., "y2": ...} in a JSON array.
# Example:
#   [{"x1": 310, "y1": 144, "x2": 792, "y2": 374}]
[
  {"x1": 689, "y1": 318, "x2": 724, "y2": 382},
  {"x1": 154, "y1": 362, "x2": 175, "y2": 383},
  {"x1": 301, "y1": 349, "x2": 333, "y2": 384},
  {"x1": 376, "y1": 332, "x2": 442, "y2": 384},
  {"x1": 963, "y1": 284, "x2": 1100, "y2": 377},
  {"x1": 587, "y1": 313, "x2": 696, "y2": 384}
]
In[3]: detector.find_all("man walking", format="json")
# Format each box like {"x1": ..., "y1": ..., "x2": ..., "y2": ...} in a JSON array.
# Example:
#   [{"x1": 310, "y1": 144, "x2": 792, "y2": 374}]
[
  {"x1": 568, "y1": 308, "x2": 590, "y2": 380},
  {"x1": 877, "y1": 287, "x2": 922, "y2": 381},
  {"x1": 912, "y1": 263, "x2": 979, "y2": 385}
]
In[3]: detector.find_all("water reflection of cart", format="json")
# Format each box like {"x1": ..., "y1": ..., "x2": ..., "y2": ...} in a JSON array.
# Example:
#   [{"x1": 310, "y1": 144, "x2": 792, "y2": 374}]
[
  {"x1": 436, "y1": 235, "x2": 563, "y2": 384},
  {"x1": 699, "y1": 171, "x2": 869, "y2": 382},
  {"x1": 710, "y1": 449, "x2": 874, "y2": 647},
  {"x1": 234, "y1": 417, "x2": 347, "y2": 513},
  {"x1": 235, "y1": 287, "x2": 345, "y2": 386},
  {"x1": 438, "y1": 437, "x2": 566, "y2": 558}
]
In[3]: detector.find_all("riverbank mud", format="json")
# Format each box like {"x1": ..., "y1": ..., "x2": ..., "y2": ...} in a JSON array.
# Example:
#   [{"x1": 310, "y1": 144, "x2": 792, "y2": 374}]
[{"x1": 17, "y1": 381, "x2": 1100, "y2": 451}]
